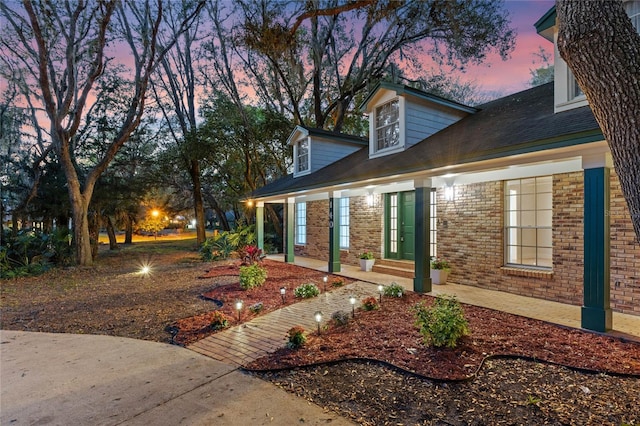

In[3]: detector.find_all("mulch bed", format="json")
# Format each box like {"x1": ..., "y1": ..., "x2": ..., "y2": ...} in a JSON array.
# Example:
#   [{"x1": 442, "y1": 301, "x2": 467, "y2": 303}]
[
  {"x1": 169, "y1": 260, "x2": 354, "y2": 346},
  {"x1": 244, "y1": 291, "x2": 640, "y2": 380}
]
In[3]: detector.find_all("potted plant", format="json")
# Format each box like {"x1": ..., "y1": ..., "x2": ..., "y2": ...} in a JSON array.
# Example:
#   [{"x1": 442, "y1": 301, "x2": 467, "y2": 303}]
[
  {"x1": 430, "y1": 257, "x2": 451, "y2": 284},
  {"x1": 359, "y1": 251, "x2": 375, "y2": 271}
]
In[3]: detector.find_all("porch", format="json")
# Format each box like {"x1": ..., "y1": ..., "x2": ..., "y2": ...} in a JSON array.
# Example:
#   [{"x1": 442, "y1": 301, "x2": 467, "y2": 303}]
[{"x1": 267, "y1": 255, "x2": 640, "y2": 342}]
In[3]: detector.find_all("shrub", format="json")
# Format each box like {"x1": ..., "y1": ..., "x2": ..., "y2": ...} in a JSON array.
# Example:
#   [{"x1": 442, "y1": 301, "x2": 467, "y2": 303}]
[
  {"x1": 331, "y1": 278, "x2": 345, "y2": 287},
  {"x1": 286, "y1": 326, "x2": 306, "y2": 349},
  {"x1": 361, "y1": 296, "x2": 379, "y2": 311},
  {"x1": 200, "y1": 233, "x2": 234, "y2": 261},
  {"x1": 238, "y1": 245, "x2": 264, "y2": 265},
  {"x1": 249, "y1": 302, "x2": 264, "y2": 314},
  {"x1": 331, "y1": 310, "x2": 350, "y2": 326},
  {"x1": 210, "y1": 311, "x2": 231, "y2": 330},
  {"x1": 239, "y1": 264, "x2": 267, "y2": 289},
  {"x1": 413, "y1": 295, "x2": 470, "y2": 348},
  {"x1": 294, "y1": 283, "x2": 320, "y2": 298},
  {"x1": 383, "y1": 282, "x2": 404, "y2": 298}
]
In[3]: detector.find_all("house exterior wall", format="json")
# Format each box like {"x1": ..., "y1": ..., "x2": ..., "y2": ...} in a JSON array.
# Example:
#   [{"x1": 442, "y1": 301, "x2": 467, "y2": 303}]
[
  {"x1": 291, "y1": 173, "x2": 639, "y2": 316},
  {"x1": 405, "y1": 100, "x2": 467, "y2": 147},
  {"x1": 294, "y1": 196, "x2": 384, "y2": 266},
  {"x1": 436, "y1": 171, "x2": 639, "y2": 315},
  {"x1": 309, "y1": 138, "x2": 363, "y2": 174},
  {"x1": 610, "y1": 170, "x2": 640, "y2": 315}
]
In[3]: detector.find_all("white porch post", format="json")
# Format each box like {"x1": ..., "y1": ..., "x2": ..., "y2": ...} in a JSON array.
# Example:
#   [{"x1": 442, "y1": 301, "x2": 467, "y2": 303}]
[{"x1": 256, "y1": 201, "x2": 264, "y2": 251}]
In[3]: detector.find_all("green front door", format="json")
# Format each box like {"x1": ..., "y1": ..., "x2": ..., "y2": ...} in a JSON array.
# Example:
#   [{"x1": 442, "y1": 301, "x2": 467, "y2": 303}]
[{"x1": 385, "y1": 191, "x2": 415, "y2": 260}]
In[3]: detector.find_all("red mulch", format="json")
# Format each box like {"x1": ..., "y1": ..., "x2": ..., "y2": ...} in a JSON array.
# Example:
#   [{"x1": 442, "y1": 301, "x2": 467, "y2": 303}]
[
  {"x1": 244, "y1": 294, "x2": 640, "y2": 380},
  {"x1": 170, "y1": 260, "x2": 354, "y2": 346},
  {"x1": 173, "y1": 260, "x2": 640, "y2": 381}
]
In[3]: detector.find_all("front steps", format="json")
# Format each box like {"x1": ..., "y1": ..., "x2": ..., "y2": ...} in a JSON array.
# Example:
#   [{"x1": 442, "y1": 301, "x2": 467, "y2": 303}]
[{"x1": 372, "y1": 259, "x2": 415, "y2": 279}]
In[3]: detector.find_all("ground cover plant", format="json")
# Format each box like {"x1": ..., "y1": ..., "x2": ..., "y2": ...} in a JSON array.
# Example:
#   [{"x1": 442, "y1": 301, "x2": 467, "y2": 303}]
[{"x1": 1, "y1": 237, "x2": 639, "y2": 425}]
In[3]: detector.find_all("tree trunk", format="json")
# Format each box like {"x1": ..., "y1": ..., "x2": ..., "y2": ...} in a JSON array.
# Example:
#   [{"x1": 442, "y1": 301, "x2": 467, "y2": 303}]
[
  {"x1": 266, "y1": 204, "x2": 282, "y2": 238},
  {"x1": 88, "y1": 210, "x2": 100, "y2": 260},
  {"x1": 557, "y1": 0, "x2": 640, "y2": 243},
  {"x1": 124, "y1": 214, "x2": 133, "y2": 245},
  {"x1": 106, "y1": 215, "x2": 118, "y2": 250},
  {"x1": 189, "y1": 159, "x2": 207, "y2": 245},
  {"x1": 69, "y1": 193, "x2": 93, "y2": 266}
]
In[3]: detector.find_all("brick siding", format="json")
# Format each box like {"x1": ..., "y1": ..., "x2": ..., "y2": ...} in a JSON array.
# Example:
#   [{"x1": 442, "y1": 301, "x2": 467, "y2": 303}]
[{"x1": 293, "y1": 172, "x2": 639, "y2": 315}]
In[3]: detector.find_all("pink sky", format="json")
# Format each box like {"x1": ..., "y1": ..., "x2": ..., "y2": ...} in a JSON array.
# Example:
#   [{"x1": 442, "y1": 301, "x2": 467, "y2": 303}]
[{"x1": 460, "y1": 0, "x2": 555, "y2": 98}]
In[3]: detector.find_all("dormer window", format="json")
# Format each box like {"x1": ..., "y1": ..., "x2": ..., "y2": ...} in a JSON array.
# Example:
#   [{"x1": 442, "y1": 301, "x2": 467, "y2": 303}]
[
  {"x1": 375, "y1": 99, "x2": 400, "y2": 151},
  {"x1": 569, "y1": 70, "x2": 584, "y2": 100},
  {"x1": 295, "y1": 138, "x2": 309, "y2": 174}
]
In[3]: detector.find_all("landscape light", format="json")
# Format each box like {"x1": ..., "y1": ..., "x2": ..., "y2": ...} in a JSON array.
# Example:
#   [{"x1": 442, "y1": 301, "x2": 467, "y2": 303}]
[
  {"x1": 235, "y1": 300, "x2": 243, "y2": 321},
  {"x1": 280, "y1": 287, "x2": 286, "y2": 304},
  {"x1": 314, "y1": 311, "x2": 323, "y2": 334},
  {"x1": 323, "y1": 276, "x2": 328, "y2": 292},
  {"x1": 378, "y1": 284, "x2": 384, "y2": 303},
  {"x1": 349, "y1": 295, "x2": 356, "y2": 317}
]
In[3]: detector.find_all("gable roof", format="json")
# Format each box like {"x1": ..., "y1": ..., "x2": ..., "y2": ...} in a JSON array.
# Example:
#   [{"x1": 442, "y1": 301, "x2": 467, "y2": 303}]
[
  {"x1": 360, "y1": 81, "x2": 479, "y2": 114},
  {"x1": 286, "y1": 125, "x2": 368, "y2": 146},
  {"x1": 251, "y1": 82, "x2": 602, "y2": 199}
]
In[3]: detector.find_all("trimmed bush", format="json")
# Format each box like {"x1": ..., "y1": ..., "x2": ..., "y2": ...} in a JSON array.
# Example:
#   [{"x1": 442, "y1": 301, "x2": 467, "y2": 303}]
[
  {"x1": 413, "y1": 295, "x2": 470, "y2": 348},
  {"x1": 286, "y1": 326, "x2": 306, "y2": 349},
  {"x1": 383, "y1": 282, "x2": 404, "y2": 298},
  {"x1": 239, "y1": 264, "x2": 267, "y2": 289},
  {"x1": 294, "y1": 283, "x2": 320, "y2": 298},
  {"x1": 210, "y1": 311, "x2": 231, "y2": 330}
]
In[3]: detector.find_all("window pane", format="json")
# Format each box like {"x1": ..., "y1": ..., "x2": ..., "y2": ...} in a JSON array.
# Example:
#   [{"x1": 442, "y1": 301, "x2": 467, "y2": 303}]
[
  {"x1": 537, "y1": 228, "x2": 552, "y2": 248},
  {"x1": 522, "y1": 228, "x2": 536, "y2": 246},
  {"x1": 537, "y1": 210, "x2": 552, "y2": 227},
  {"x1": 537, "y1": 193, "x2": 552, "y2": 210},
  {"x1": 537, "y1": 176, "x2": 552, "y2": 193},
  {"x1": 507, "y1": 245, "x2": 521, "y2": 264},
  {"x1": 339, "y1": 198, "x2": 349, "y2": 249},
  {"x1": 521, "y1": 193, "x2": 536, "y2": 209},
  {"x1": 521, "y1": 210, "x2": 536, "y2": 226},
  {"x1": 537, "y1": 248, "x2": 552, "y2": 267},
  {"x1": 522, "y1": 247, "x2": 536, "y2": 265},
  {"x1": 376, "y1": 100, "x2": 400, "y2": 150},
  {"x1": 521, "y1": 178, "x2": 536, "y2": 194}
]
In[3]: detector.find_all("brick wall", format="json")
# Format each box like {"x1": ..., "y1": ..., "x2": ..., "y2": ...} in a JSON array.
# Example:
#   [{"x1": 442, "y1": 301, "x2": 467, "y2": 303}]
[
  {"x1": 291, "y1": 172, "x2": 639, "y2": 315},
  {"x1": 437, "y1": 171, "x2": 639, "y2": 314},
  {"x1": 294, "y1": 196, "x2": 384, "y2": 266},
  {"x1": 610, "y1": 170, "x2": 640, "y2": 315}
]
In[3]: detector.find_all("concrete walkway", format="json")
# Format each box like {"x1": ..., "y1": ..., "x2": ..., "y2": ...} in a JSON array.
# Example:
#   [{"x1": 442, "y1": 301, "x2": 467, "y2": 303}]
[{"x1": 0, "y1": 330, "x2": 353, "y2": 426}]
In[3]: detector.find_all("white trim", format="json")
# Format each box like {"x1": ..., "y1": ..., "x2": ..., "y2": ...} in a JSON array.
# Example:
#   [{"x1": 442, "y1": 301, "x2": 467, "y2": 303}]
[
  {"x1": 293, "y1": 136, "x2": 311, "y2": 178},
  {"x1": 369, "y1": 97, "x2": 405, "y2": 158}
]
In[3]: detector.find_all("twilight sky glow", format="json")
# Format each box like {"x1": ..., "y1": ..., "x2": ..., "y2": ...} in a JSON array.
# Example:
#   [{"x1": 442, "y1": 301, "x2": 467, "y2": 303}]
[{"x1": 464, "y1": 0, "x2": 555, "y2": 98}]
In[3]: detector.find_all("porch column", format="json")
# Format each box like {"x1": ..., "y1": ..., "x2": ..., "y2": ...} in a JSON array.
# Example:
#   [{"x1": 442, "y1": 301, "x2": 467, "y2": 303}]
[
  {"x1": 256, "y1": 202, "x2": 264, "y2": 251},
  {"x1": 328, "y1": 194, "x2": 341, "y2": 273},
  {"x1": 581, "y1": 154, "x2": 612, "y2": 332},
  {"x1": 285, "y1": 198, "x2": 295, "y2": 263},
  {"x1": 414, "y1": 178, "x2": 432, "y2": 293}
]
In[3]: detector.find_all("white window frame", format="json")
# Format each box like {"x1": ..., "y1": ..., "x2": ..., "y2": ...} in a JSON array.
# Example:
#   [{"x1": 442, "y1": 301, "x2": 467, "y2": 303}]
[
  {"x1": 295, "y1": 202, "x2": 306, "y2": 245},
  {"x1": 339, "y1": 198, "x2": 349, "y2": 249},
  {"x1": 370, "y1": 97, "x2": 405, "y2": 158},
  {"x1": 430, "y1": 189, "x2": 437, "y2": 258},
  {"x1": 294, "y1": 137, "x2": 310, "y2": 176},
  {"x1": 505, "y1": 176, "x2": 553, "y2": 269}
]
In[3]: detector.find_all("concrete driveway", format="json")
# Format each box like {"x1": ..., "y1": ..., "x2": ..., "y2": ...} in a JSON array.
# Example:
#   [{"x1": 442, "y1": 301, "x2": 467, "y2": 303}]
[{"x1": 0, "y1": 330, "x2": 353, "y2": 425}]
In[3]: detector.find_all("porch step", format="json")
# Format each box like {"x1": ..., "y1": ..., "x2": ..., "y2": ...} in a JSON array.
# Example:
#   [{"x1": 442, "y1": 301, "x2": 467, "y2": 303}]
[{"x1": 373, "y1": 259, "x2": 415, "y2": 279}]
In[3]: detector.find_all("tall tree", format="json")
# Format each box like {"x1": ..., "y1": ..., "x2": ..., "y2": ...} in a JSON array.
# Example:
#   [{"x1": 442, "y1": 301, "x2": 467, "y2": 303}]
[
  {"x1": 0, "y1": 0, "x2": 204, "y2": 265},
  {"x1": 151, "y1": 1, "x2": 208, "y2": 245},
  {"x1": 556, "y1": 0, "x2": 640, "y2": 242},
  {"x1": 235, "y1": 0, "x2": 515, "y2": 131}
]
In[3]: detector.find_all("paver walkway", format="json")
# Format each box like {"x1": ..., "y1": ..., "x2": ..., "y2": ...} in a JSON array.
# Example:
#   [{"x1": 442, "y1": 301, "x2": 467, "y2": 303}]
[
  {"x1": 188, "y1": 281, "x2": 380, "y2": 365},
  {"x1": 190, "y1": 255, "x2": 640, "y2": 366}
]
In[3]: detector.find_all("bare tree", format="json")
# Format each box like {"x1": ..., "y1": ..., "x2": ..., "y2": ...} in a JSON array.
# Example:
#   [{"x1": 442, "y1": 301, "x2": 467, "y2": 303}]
[
  {"x1": 557, "y1": 0, "x2": 640, "y2": 242},
  {"x1": 0, "y1": 0, "x2": 204, "y2": 265},
  {"x1": 151, "y1": 1, "x2": 208, "y2": 245},
  {"x1": 235, "y1": 0, "x2": 515, "y2": 131}
]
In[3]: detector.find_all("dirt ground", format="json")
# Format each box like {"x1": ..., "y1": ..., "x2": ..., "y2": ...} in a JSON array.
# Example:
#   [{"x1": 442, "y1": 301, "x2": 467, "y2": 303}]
[{"x1": 1, "y1": 238, "x2": 639, "y2": 425}]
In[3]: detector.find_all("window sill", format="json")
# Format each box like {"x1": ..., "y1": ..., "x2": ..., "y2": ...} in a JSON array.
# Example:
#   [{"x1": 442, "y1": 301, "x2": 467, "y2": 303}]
[{"x1": 501, "y1": 267, "x2": 553, "y2": 280}]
